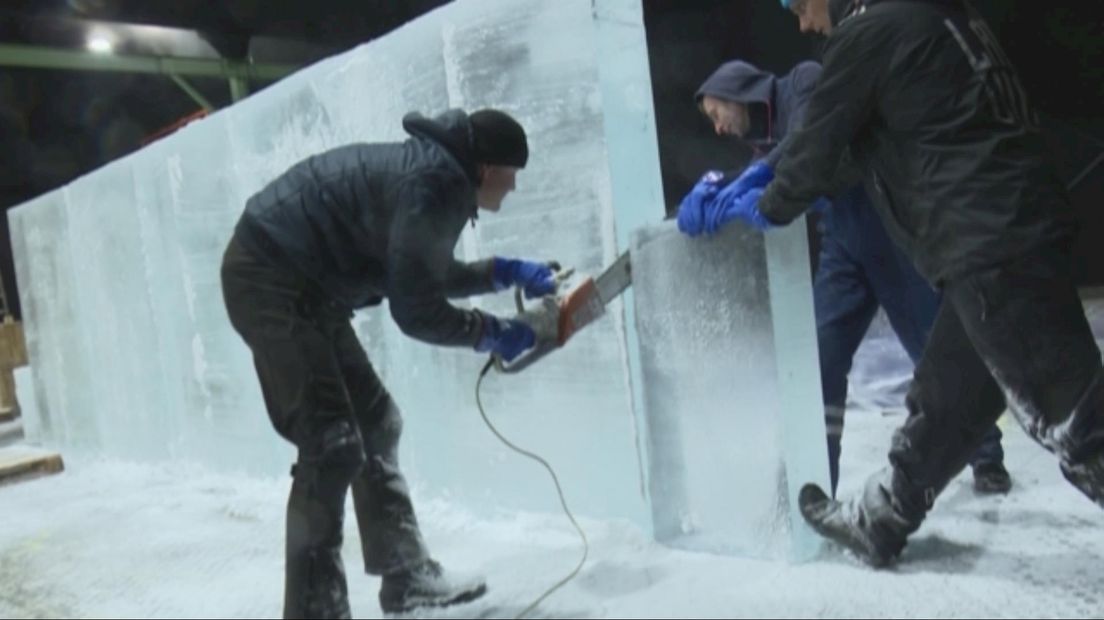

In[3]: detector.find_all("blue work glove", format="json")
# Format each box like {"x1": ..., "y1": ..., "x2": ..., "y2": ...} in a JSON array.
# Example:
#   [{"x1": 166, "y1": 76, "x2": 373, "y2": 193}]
[
  {"x1": 677, "y1": 170, "x2": 725, "y2": 237},
  {"x1": 712, "y1": 187, "x2": 775, "y2": 232},
  {"x1": 474, "y1": 312, "x2": 536, "y2": 363},
  {"x1": 811, "y1": 197, "x2": 830, "y2": 213},
  {"x1": 716, "y1": 161, "x2": 775, "y2": 205},
  {"x1": 492, "y1": 257, "x2": 557, "y2": 299},
  {"x1": 708, "y1": 162, "x2": 774, "y2": 230}
]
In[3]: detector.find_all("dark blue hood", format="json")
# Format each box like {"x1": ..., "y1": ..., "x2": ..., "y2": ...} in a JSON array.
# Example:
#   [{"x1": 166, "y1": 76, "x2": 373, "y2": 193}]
[
  {"x1": 695, "y1": 60, "x2": 776, "y2": 145},
  {"x1": 695, "y1": 60, "x2": 821, "y2": 151}
]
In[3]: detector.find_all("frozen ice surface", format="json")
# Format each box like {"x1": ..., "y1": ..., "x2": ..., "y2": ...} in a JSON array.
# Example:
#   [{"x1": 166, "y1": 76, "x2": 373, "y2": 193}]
[{"x1": 631, "y1": 221, "x2": 829, "y2": 559}]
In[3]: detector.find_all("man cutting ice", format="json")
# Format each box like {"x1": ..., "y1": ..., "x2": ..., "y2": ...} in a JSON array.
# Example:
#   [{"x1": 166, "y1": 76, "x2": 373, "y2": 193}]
[{"x1": 221, "y1": 108, "x2": 556, "y2": 618}]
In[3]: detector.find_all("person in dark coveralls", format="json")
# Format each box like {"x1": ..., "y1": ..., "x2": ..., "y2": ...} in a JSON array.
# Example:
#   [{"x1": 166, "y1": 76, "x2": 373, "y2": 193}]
[
  {"x1": 681, "y1": 0, "x2": 1104, "y2": 567},
  {"x1": 221, "y1": 108, "x2": 557, "y2": 617},
  {"x1": 686, "y1": 58, "x2": 1011, "y2": 497}
]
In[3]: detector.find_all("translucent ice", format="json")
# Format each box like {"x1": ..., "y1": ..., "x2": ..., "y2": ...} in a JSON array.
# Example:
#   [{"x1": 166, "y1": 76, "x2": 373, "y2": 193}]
[{"x1": 631, "y1": 221, "x2": 829, "y2": 560}]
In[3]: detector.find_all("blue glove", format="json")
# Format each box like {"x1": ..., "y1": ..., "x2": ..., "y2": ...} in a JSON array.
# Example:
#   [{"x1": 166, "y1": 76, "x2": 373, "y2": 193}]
[
  {"x1": 492, "y1": 258, "x2": 557, "y2": 299},
  {"x1": 811, "y1": 197, "x2": 831, "y2": 213},
  {"x1": 717, "y1": 161, "x2": 775, "y2": 204},
  {"x1": 677, "y1": 170, "x2": 725, "y2": 237},
  {"x1": 475, "y1": 312, "x2": 536, "y2": 363},
  {"x1": 711, "y1": 187, "x2": 775, "y2": 232},
  {"x1": 680, "y1": 163, "x2": 775, "y2": 237}
]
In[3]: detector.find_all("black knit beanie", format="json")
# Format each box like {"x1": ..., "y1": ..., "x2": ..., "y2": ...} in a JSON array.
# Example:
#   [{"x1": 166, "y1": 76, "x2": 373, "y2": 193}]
[{"x1": 469, "y1": 109, "x2": 529, "y2": 168}]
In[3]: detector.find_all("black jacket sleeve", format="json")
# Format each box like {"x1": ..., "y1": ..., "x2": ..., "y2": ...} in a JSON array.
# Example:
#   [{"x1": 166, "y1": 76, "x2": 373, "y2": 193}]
[
  {"x1": 444, "y1": 259, "x2": 496, "y2": 298},
  {"x1": 386, "y1": 174, "x2": 485, "y2": 347},
  {"x1": 758, "y1": 18, "x2": 887, "y2": 224}
]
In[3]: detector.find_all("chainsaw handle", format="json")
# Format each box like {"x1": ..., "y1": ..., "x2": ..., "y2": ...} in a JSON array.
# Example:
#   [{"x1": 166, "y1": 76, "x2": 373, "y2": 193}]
[
  {"x1": 497, "y1": 264, "x2": 573, "y2": 375},
  {"x1": 493, "y1": 339, "x2": 558, "y2": 374}
]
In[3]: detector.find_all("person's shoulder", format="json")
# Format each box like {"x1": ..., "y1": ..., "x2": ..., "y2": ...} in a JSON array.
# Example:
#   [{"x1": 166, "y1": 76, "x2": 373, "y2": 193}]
[
  {"x1": 824, "y1": 4, "x2": 903, "y2": 57},
  {"x1": 790, "y1": 61, "x2": 823, "y2": 92},
  {"x1": 837, "y1": 1, "x2": 945, "y2": 36}
]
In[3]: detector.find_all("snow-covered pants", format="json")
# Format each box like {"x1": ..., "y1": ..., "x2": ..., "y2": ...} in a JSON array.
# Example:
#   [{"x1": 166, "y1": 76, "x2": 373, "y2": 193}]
[
  {"x1": 883, "y1": 240, "x2": 1104, "y2": 536},
  {"x1": 814, "y1": 189, "x2": 1005, "y2": 495},
  {"x1": 221, "y1": 234, "x2": 429, "y2": 619}
]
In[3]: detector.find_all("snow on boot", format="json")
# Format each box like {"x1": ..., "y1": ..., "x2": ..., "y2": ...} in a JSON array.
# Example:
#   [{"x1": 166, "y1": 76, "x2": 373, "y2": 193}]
[
  {"x1": 1061, "y1": 451, "x2": 1104, "y2": 509},
  {"x1": 972, "y1": 461, "x2": 1012, "y2": 494},
  {"x1": 379, "y1": 559, "x2": 487, "y2": 614},
  {"x1": 799, "y1": 475, "x2": 915, "y2": 568}
]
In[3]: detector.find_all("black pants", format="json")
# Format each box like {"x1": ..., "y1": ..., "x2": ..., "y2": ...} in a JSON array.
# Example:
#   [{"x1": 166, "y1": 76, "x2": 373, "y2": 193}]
[
  {"x1": 815, "y1": 209, "x2": 1004, "y2": 495},
  {"x1": 221, "y1": 235, "x2": 428, "y2": 619},
  {"x1": 886, "y1": 241, "x2": 1104, "y2": 526}
]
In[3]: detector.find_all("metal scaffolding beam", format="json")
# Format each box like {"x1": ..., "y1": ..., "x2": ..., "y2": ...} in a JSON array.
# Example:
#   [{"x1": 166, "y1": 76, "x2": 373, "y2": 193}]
[
  {"x1": 167, "y1": 73, "x2": 214, "y2": 111},
  {"x1": 228, "y1": 76, "x2": 250, "y2": 102},
  {"x1": 0, "y1": 42, "x2": 298, "y2": 82}
]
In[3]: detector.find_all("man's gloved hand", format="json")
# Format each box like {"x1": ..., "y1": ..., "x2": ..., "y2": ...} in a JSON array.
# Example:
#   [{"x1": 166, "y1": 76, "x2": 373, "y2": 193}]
[
  {"x1": 677, "y1": 170, "x2": 725, "y2": 237},
  {"x1": 715, "y1": 160, "x2": 775, "y2": 206},
  {"x1": 711, "y1": 187, "x2": 775, "y2": 232},
  {"x1": 811, "y1": 197, "x2": 831, "y2": 213},
  {"x1": 474, "y1": 311, "x2": 536, "y2": 363},
  {"x1": 679, "y1": 162, "x2": 775, "y2": 237},
  {"x1": 492, "y1": 258, "x2": 558, "y2": 299}
]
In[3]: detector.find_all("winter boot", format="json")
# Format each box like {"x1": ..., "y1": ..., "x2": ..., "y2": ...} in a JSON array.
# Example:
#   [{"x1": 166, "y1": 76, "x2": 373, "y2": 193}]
[
  {"x1": 379, "y1": 559, "x2": 487, "y2": 614},
  {"x1": 799, "y1": 470, "x2": 920, "y2": 568},
  {"x1": 1061, "y1": 452, "x2": 1104, "y2": 509},
  {"x1": 972, "y1": 461, "x2": 1012, "y2": 494}
]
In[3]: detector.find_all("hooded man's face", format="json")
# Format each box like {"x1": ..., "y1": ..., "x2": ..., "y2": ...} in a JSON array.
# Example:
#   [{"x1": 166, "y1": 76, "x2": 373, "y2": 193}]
[
  {"x1": 700, "y1": 96, "x2": 751, "y2": 137},
  {"x1": 790, "y1": 0, "x2": 833, "y2": 35},
  {"x1": 476, "y1": 165, "x2": 518, "y2": 212}
]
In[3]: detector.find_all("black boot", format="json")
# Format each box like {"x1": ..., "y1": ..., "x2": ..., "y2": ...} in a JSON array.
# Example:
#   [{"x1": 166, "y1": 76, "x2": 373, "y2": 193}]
[
  {"x1": 799, "y1": 470, "x2": 920, "y2": 568},
  {"x1": 1055, "y1": 371, "x2": 1104, "y2": 509},
  {"x1": 972, "y1": 461, "x2": 1012, "y2": 494},
  {"x1": 1061, "y1": 452, "x2": 1104, "y2": 509},
  {"x1": 379, "y1": 559, "x2": 487, "y2": 614}
]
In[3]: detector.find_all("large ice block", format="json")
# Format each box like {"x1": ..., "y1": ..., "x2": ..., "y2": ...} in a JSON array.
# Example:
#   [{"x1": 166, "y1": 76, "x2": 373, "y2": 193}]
[
  {"x1": 8, "y1": 191, "x2": 91, "y2": 450},
  {"x1": 631, "y1": 221, "x2": 829, "y2": 560},
  {"x1": 8, "y1": 0, "x2": 657, "y2": 524}
]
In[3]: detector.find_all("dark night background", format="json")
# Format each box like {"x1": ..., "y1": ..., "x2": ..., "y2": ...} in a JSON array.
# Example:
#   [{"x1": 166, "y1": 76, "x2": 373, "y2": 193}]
[{"x1": 0, "y1": 1, "x2": 1101, "y2": 320}]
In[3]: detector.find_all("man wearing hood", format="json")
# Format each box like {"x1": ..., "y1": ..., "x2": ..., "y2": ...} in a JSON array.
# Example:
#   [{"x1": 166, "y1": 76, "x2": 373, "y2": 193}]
[
  {"x1": 701, "y1": 0, "x2": 1104, "y2": 568},
  {"x1": 221, "y1": 108, "x2": 555, "y2": 617},
  {"x1": 688, "y1": 59, "x2": 1010, "y2": 497}
]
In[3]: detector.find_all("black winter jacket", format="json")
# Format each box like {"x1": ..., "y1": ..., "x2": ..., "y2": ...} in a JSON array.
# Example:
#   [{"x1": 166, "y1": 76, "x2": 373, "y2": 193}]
[
  {"x1": 759, "y1": 0, "x2": 1075, "y2": 285},
  {"x1": 234, "y1": 109, "x2": 495, "y2": 347}
]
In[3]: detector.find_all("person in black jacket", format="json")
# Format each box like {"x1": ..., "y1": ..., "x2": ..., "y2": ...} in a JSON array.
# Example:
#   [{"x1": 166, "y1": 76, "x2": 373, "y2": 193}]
[
  {"x1": 221, "y1": 108, "x2": 557, "y2": 617},
  {"x1": 686, "y1": 58, "x2": 1010, "y2": 497},
  {"x1": 706, "y1": 0, "x2": 1103, "y2": 567}
]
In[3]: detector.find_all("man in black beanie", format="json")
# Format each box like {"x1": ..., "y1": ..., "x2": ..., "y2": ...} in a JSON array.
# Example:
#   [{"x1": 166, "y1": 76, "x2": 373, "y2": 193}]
[{"x1": 221, "y1": 108, "x2": 556, "y2": 618}]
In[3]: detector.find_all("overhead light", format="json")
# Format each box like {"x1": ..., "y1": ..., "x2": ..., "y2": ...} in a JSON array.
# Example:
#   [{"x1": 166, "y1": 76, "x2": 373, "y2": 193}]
[{"x1": 88, "y1": 35, "x2": 114, "y2": 54}]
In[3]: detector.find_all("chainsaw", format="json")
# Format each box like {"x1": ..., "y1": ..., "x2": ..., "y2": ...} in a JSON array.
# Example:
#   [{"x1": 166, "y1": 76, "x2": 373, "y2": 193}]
[{"x1": 494, "y1": 250, "x2": 633, "y2": 373}]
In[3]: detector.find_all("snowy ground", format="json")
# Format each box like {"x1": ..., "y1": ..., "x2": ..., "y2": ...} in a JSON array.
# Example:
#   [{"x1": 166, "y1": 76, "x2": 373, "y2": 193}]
[{"x1": 2, "y1": 304, "x2": 1103, "y2": 619}]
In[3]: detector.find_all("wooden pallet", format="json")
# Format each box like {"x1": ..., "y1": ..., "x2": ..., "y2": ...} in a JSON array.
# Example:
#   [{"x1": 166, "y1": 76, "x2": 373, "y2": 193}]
[{"x1": 0, "y1": 446, "x2": 63, "y2": 485}]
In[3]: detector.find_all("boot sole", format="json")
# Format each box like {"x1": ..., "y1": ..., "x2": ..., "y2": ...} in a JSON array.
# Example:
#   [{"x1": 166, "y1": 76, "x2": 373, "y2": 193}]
[{"x1": 381, "y1": 582, "x2": 488, "y2": 615}]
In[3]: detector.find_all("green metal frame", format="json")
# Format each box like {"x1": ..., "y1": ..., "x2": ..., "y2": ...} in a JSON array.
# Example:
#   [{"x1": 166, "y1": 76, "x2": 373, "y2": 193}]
[
  {"x1": 0, "y1": 42, "x2": 297, "y2": 106},
  {"x1": 167, "y1": 73, "x2": 214, "y2": 111}
]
